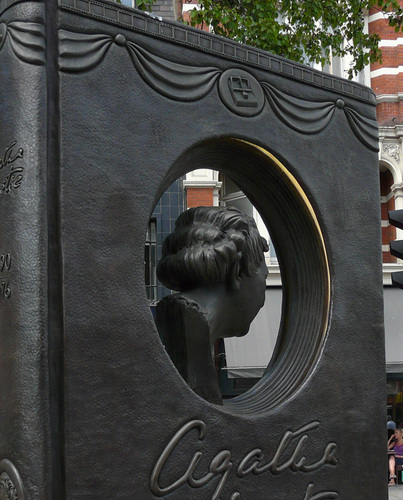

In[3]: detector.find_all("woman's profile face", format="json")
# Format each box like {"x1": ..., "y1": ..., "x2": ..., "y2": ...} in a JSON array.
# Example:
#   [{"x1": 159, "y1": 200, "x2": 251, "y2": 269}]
[
  {"x1": 395, "y1": 429, "x2": 402, "y2": 440},
  {"x1": 232, "y1": 259, "x2": 268, "y2": 337}
]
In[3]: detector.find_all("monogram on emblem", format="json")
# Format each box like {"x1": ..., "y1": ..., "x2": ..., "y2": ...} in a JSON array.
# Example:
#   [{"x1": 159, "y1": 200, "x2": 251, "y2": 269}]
[{"x1": 228, "y1": 76, "x2": 258, "y2": 108}]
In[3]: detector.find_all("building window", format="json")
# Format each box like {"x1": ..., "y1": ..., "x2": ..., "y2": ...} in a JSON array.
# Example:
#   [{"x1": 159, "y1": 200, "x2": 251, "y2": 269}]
[
  {"x1": 380, "y1": 168, "x2": 396, "y2": 263},
  {"x1": 145, "y1": 219, "x2": 157, "y2": 303}
]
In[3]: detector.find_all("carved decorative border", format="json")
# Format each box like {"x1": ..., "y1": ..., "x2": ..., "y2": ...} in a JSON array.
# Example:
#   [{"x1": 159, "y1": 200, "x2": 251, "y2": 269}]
[
  {"x1": 0, "y1": 0, "x2": 24, "y2": 17},
  {"x1": 59, "y1": 29, "x2": 379, "y2": 152},
  {"x1": 383, "y1": 142, "x2": 400, "y2": 161},
  {"x1": 0, "y1": 0, "x2": 42, "y2": 18},
  {"x1": 0, "y1": 20, "x2": 45, "y2": 64},
  {"x1": 58, "y1": 0, "x2": 376, "y2": 106}
]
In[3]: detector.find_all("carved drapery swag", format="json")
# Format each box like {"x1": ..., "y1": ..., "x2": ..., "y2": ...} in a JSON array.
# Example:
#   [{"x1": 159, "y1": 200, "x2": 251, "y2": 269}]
[
  {"x1": 0, "y1": 20, "x2": 378, "y2": 151},
  {"x1": 57, "y1": 29, "x2": 379, "y2": 152},
  {"x1": 0, "y1": 22, "x2": 45, "y2": 65}
]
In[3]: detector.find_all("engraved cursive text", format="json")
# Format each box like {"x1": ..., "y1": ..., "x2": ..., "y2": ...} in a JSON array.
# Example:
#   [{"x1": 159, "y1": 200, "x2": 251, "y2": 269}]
[
  {"x1": 0, "y1": 141, "x2": 23, "y2": 170},
  {"x1": 0, "y1": 141, "x2": 24, "y2": 194},
  {"x1": 0, "y1": 253, "x2": 11, "y2": 300},
  {"x1": 150, "y1": 419, "x2": 338, "y2": 499}
]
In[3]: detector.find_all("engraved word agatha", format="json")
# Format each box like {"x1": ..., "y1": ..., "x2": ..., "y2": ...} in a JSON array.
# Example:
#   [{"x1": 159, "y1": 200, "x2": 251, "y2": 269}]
[
  {"x1": 150, "y1": 420, "x2": 338, "y2": 499},
  {"x1": 0, "y1": 142, "x2": 24, "y2": 195}
]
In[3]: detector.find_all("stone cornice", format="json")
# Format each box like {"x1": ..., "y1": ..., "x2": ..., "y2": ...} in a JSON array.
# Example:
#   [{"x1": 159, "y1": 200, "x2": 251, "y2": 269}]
[
  {"x1": 379, "y1": 124, "x2": 403, "y2": 140},
  {"x1": 183, "y1": 180, "x2": 222, "y2": 189},
  {"x1": 376, "y1": 92, "x2": 403, "y2": 104},
  {"x1": 383, "y1": 262, "x2": 403, "y2": 285},
  {"x1": 267, "y1": 263, "x2": 282, "y2": 286}
]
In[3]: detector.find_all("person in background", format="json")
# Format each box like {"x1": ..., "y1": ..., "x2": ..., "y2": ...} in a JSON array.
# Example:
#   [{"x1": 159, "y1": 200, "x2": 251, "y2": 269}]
[
  {"x1": 388, "y1": 427, "x2": 403, "y2": 485},
  {"x1": 388, "y1": 415, "x2": 397, "y2": 440}
]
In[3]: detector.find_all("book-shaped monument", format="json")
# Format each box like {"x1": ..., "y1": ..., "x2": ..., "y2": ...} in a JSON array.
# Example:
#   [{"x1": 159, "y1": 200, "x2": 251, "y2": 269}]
[{"x1": 0, "y1": 0, "x2": 386, "y2": 498}]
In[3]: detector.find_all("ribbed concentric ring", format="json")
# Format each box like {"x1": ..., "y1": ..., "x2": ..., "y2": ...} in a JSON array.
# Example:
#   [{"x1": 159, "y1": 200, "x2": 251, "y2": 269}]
[{"x1": 158, "y1": 138, "x2": 330, "y2": 415}]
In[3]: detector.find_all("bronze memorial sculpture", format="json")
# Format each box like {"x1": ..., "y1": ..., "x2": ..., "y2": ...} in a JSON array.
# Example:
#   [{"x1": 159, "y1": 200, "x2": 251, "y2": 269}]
[
  {"x1": 0, "y1": 0, "x2": 386, "y2": 498},
  {"x1": 156, "y1": 206, "x2": 269, "y2": 405}
]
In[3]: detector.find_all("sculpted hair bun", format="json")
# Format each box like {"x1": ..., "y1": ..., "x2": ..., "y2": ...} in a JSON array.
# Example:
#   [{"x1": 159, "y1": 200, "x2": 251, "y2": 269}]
[{"x1": 157, "y1": 206, "x2": 268, "y2": 292}]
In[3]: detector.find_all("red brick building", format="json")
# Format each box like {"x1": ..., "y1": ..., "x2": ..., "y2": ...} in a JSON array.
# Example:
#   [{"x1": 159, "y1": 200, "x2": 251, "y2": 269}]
[
  {"x1": 368, "y1": 6, "x2": 403, "y2": 267},
  {"x1": 368, "y1": 4, "x2": 403, "y2": 420}
]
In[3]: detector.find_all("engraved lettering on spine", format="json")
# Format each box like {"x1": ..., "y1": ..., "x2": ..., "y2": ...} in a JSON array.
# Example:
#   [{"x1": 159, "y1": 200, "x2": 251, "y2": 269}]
[
  {"x1": 0, "y1": 142, "x2": 23, "y2": 169},
  {"x1": 0, "y1": 254, "x2": 12, "y2": 300},
  {"x1": 0, "y1": 254, "x2": 11, "y2": 273},
  {"x1": 0, "y1": 142, "x2": 24, "y2": 194}
]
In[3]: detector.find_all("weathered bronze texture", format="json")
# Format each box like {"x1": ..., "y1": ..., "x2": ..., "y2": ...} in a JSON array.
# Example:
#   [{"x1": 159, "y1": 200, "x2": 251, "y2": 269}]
[
  {"x1": 156, "y1": 206, "x2": 269, "y2": 404},
  {"x1": 0, "y1": 0, "x2": 385, "y2": 498}
]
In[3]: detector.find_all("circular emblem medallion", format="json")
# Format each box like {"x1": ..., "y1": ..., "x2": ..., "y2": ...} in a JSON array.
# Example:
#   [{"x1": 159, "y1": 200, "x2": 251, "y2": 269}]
[
  {"x1": 0, "y1": 460, "x2": 25, "y2": 500},
  {"x1": 218, "y1": 69, "x2": 265, "y2": 117}
]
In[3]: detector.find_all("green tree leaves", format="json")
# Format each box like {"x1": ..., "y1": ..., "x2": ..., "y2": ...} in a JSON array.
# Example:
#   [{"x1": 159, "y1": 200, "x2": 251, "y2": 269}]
[
  {"x1": 188, "y1": 0, "x2": 387, "y2": 78},
  {"x1": 114, "y1": 0, "x2": 155, "y2": 11},
  {"x1": 112, "y1": 0, "x2": 403, "y2": 79}
]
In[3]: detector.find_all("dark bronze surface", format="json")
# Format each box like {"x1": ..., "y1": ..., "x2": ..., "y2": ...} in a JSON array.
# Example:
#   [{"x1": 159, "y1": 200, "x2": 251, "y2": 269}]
[
  {"x1": 0, "y1": 0, "x2": 386, "y2": 498},
  {"x1": 156, "y1": 206, "x2": 269, "y2": 405}
]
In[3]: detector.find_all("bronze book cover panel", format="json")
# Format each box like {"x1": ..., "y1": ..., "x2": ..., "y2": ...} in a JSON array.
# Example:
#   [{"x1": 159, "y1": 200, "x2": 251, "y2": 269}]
[{"x1": 0, "y1": 0, "x2": 386, "y2": 499}]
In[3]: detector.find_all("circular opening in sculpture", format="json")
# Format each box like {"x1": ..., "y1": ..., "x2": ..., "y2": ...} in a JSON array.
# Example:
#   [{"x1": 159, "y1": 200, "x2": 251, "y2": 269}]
[
  {"x1": 146, "y1": 171, "x2": 280, "y2": 400},
  {"x1": 150, "y1": 138, "x2": 330, "y2": 414}
]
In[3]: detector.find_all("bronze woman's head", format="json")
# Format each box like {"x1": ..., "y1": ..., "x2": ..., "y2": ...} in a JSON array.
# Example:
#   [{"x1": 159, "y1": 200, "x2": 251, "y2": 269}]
[{"x1": 157, "y1": 206, "x2": 268, "y2": 292}]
